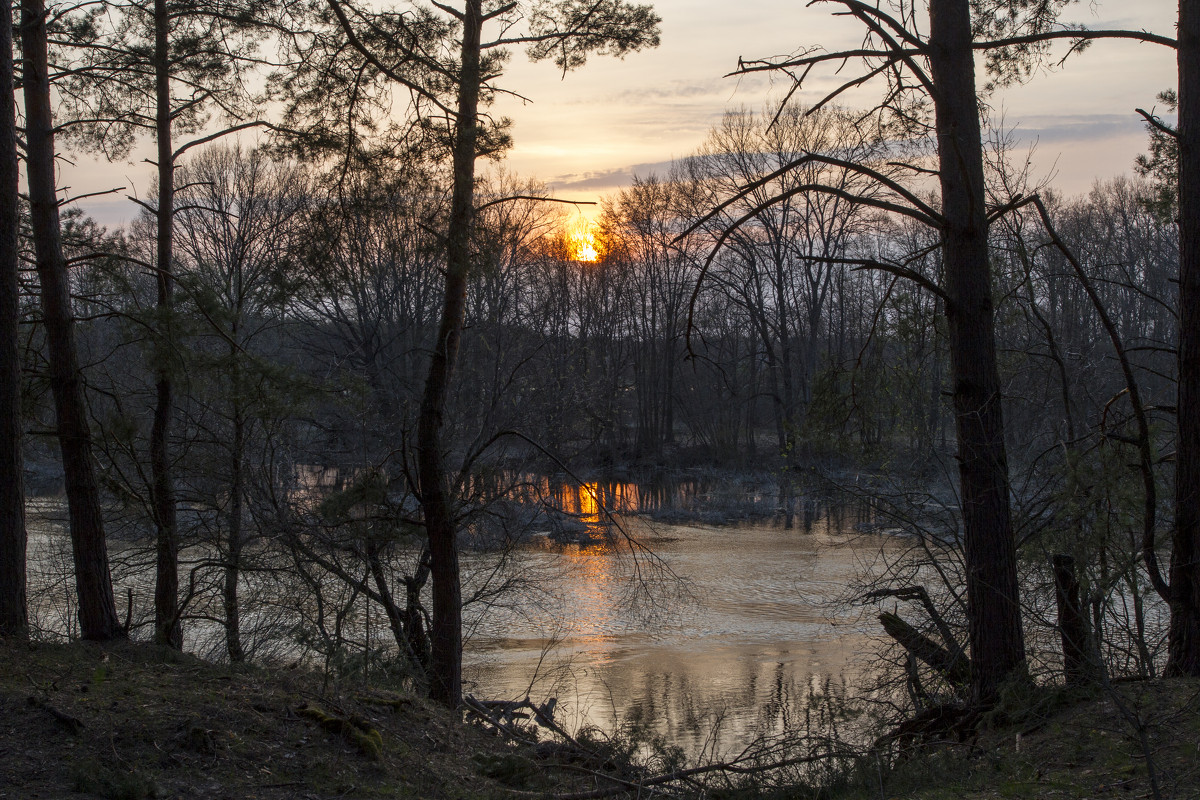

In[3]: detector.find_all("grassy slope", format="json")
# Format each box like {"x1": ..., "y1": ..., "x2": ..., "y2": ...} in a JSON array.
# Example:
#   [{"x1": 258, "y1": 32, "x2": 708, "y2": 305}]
[
  {"x1": 0, "y1": 639, "x2": 531, "y2": 800},
  {"x1": 851, "y1": 679, "x2": 1200, "y2": 800},
  {"x1": 4, "y1": 639, "x2": 1199, "y2": 800}
]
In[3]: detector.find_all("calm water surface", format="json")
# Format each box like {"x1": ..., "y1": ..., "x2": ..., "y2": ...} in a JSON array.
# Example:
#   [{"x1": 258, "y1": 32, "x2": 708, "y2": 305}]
[{"x1": 463, "y1": 497, "x2": 897, "y2": 755}]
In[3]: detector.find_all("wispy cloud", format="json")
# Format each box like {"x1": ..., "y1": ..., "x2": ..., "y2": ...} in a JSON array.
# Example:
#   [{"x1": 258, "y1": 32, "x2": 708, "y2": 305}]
[
  {"x1": 1000, "y1": 113, "x2": 1161, "y2": 144},
  {"x1": 604, "y1": 75, "x2": 772, "y2": 104},
  {"x1": 549, "y1": 111, "x2": 1160, "y2": 194},
  {"x1": 544, "y1": 76, "x2": 773, "y2": 108},
  {"x1": 548, "y1": 159, "x2": 681, "y2": 191}
]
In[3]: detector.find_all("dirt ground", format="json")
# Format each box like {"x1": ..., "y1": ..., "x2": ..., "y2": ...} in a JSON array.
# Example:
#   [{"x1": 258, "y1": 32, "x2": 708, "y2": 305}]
[
  {"x1": 865, "y1": 678, "x2": 1200, "y2": 800},
  {"x1": 4, "y1": 638, "x2": 1198, "y2": 800},
  {"x1": 0, "y1": 639, "x2": 532, "y2": 800}
]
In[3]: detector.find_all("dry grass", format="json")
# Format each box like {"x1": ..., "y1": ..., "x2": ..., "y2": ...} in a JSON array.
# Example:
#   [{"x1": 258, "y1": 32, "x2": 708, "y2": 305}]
[
  {"x1": 5, "y1": 639, "x2": 1197, "y2": 800},
  {"x1": 0, "y1": 639, "x2": 529, "y2": 800},
  {"x1": 861, "y1": 679, "x2": 1200, "y2": 800}
]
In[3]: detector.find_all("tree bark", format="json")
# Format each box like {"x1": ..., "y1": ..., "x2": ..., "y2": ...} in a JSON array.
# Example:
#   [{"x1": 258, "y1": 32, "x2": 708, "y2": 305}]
[
  {"x1": 151, "y1": 0, "x2": 182, "y2": 650},
  {"x1": 927, "y1": 0, "x2": 1026, "y2": 702},
  {"x1": 403, "y1": 550, "x2": 432, "y2": 671},
  {"x1": 0, "y1": 0, "x2": 26, "y2": 639},
  {"x1": 1169, "y1": 0, "x2": 1200, "y2": 676},
  {"x1": 417, "y1": 0, "x2": 482, "y2": 708},
  {"x1": 21, "y1": 0, "x2": 123, "y2": 641},
  {"x1": 1052, "y1": 554, "x2": 1096, "y2": 686}
]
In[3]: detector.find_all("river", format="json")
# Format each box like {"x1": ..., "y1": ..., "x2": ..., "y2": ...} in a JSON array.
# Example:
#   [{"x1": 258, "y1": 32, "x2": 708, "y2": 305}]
[
  {"x1": 25, "y1": 477, "x2": 900, "y2": 757},
  {"x1": 460, "y1": 480, "x2": 899, "y2": 756}
]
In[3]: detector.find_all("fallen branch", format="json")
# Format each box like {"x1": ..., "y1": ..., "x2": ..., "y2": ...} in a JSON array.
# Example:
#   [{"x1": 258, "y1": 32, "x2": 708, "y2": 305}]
[
  {"x1": 26, "y1": 695, "x2": 83, "y2": 734},
  {"x1": 543, "y1": 745, "x2": 859, "y2": 800},
  {"x1": 864, "y1": 585, "x2": 965, "y2": 665},
  {"x1": 878, "y1": 611, "x2": 970, "y2": 687},
  {"x1": 462, "y1": 695, "x2": 538, "y2": 745}
]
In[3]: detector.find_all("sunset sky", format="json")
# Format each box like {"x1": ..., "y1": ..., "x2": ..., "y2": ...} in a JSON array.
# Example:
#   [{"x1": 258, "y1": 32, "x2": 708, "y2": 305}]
[
  {"x1": 78, "y1": 0, "x2": 1179, "y2": 226},
  {"x1": 491, "y1": 0, "x2": 1178, "y2": 214}
]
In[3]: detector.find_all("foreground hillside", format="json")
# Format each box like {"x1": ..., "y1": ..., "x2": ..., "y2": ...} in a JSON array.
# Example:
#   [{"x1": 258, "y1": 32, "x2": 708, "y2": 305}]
[
  {"x1": 3, "y1": 639, "x2": 1199, "y2": 800},
  {"x1": 0, "y1": 640, "x2": 541, "y2": 800},
  {"x1": 852, "y1": 678, "x2": 1200, "y2": 800}
]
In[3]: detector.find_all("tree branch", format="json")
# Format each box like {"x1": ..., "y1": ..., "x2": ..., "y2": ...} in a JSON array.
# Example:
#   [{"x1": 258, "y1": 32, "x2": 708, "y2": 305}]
[{"x1": 1136, "y1": 107, "x2": 1178, "y2": 140}]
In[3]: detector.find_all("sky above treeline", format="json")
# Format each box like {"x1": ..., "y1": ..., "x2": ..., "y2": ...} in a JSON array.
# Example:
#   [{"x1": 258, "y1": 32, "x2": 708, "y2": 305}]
[
  {"x1": 494, "y1": 0, "x2": 1178, "y2": 214},
  {"x1": 78, "y1": 0, "x2": 1178, "y2": 227}
]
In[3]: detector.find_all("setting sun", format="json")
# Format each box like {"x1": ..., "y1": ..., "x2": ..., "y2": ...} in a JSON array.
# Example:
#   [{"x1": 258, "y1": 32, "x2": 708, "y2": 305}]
[{"x1": 567, "y1": 220, "x2": 600, "y2": 263}]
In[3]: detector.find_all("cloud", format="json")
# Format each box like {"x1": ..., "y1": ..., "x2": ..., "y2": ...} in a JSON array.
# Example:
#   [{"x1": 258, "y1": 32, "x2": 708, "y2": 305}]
[
  {"x1": 78, "y1": 195, "x2": 134, "y2": 229},
  {"x1": 603, "y1": 75, "x2": 773, "y2": 105},
  {"x1": 1000, "y1": 113, "x2": 1162, "y2": 144},
  {"x1": 548, "y1": 111, "x2": 1161, "y2": 195},
  {"x1": 548, "y1": 159, "x2": 683, "y2": 191},
  {"x1": 609, "y1": 81, "x2": 725, "y2": 102},
  {"x1": 539, "y1": 76, "x2": 775, "y2": 108}
]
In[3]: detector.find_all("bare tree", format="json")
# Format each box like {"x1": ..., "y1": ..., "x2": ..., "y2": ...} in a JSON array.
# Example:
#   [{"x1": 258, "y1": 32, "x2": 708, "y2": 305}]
[
  {"x1": 720, "y1": 0, "x2": 1157, "y2": 700},
  {"x1": 324, "y1": 0, "x2": 660, "y2": 707},
  {"x1": 57, "y1": 0, "x2": 283, "y2": 649},
  {"x1": 293, "y1": 162, "x2": 445, "y2": 447},
  {"x1": 685, "y1": 107, "x2": 883, "y2": 487},
  {"x1": 602, "y1": 176, "x2": 697, "y2": 459},
  {"x1": 172, "y1": 145, "x2": 309, "y2": 661}
]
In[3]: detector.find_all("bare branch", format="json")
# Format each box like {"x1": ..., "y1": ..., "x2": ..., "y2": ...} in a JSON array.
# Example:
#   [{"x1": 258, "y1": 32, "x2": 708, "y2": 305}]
[
  {"x1": 322, "y1": 0, "x2": 454, "y2": 117},
  {"x1": 61, "y1": 185, "x2": 125, "y2": 206},
  {"x1": 172, "y1": 121, "x2": 274, "y2": 160},
  {"x1": 1136, "y1": 107, "x2": 1178, "y2": 140},
  {"x1": 1024, "y1": 194, "x2": 1171, "y2": 603},
  {"x1": 678, "y1": 152, "x2": 943, "y2": 243},
  {"x1": 972, "y1": 28, "x2": 1176, "y2": 52},
  {"x1": 475, "y1": 195, "x2": 596, "y2": 211},
  {"x1": 849, "y1": 259, "x2": 948, "y2": 305}
]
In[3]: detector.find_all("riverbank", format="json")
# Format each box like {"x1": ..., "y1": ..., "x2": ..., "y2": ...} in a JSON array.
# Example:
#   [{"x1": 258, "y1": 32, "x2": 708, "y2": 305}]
[
  {"x1": 843, "y1": 678, "x2": 1200, "y2": 800},
  {"x1": 2, "y1": 640, "x2": 1197, "y2": 799},
  {"x1": 0, "y1": 639, "x2": 553, "y2": 800}
]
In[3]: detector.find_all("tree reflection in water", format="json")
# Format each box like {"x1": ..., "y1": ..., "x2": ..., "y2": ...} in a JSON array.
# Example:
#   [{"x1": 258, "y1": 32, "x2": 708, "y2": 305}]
[{"x1": 464, "y1": 498, "x2": 895, "y2": 758}]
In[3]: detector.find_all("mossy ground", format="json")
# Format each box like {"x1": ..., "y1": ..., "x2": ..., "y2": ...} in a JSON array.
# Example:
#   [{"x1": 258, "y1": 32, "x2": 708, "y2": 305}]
[
  {"x1": 3, "y1": 639, "x2": 1198, "y2": 800},
  {"x1": 0, "y1": 639, "x2": 547, "y2": 800},
  {"x1": 839, "y1": 679, "x2": 1200, "y2": 800}
]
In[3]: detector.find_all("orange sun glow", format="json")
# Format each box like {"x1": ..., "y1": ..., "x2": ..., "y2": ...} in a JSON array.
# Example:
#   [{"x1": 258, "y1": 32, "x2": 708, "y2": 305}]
[{"x1": 567, "y1": 220, "x2": 600, "y2": 263}]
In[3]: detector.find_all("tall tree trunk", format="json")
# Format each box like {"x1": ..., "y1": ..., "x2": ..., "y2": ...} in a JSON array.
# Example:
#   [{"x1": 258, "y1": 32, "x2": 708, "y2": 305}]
[
  {"x1": 1169, "y1": 0, "x2": 1200, "y2": 676},
  {"x1": 417, "y1": 0, "x2": 482, "y2": 708},
  {"x1": 0, "y1": 0, "x2": 26, "y2": 639},
  {"x1": 21, "y1": 0, "x2": 123, "y2": 641},
  {"x1": 151, "y1": 0, "x2": 181, "y2": 650},
  {"x1": 927, "y1": 0, "x2": 1025, "y2": 702}
]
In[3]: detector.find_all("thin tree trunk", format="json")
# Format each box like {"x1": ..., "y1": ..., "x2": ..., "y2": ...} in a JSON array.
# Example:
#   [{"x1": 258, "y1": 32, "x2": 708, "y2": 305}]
[
  {"x1": 365, "y1": 539, "x2": 409, "y2": 659},
  {"x1": 151, "y1": 0, "x2": 181, "y2": 649},
  {"x1": 417, "y1": 0, "x2": 482, "y2": 708},
  {"x1": 926, "y1": 295, "x2": 944, "y2": 453},
  {"x1": 365, "y1": 539, "x2": 429, "y2": 673},
  {"x1": 928, "y1": 0, "x2": 1025, "y2": 702},
  {"x1": 21, "y1": 0, "x2": 122, "y2": 641},
  {"x1": 0, "y1": 0, "x2": 26, "y2": 638},
  {"x1": 1052, "y1": 554, "x2": 1095, "y2": 687},
  {"x1": 225, "y1": 407, "x2": 245, "y2": 663},
  {"x1": 1170, "y1": 0, "x2": 1200, "y2": 676},
  {"x1": 403, "y1": 550, "x2": 431, "y2": 671}
]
